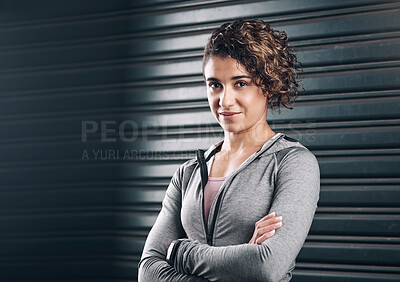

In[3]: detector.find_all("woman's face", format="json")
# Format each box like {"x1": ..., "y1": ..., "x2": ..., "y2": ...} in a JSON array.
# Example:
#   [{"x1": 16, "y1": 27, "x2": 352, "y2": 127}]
[{"x1": 204, "y1": 56, "x2": 269, "y2": 134}]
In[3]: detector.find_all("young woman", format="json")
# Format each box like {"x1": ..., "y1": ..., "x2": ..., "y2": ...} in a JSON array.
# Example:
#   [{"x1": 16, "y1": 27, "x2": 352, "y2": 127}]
[{"x1": 139, "y1": 19, "x2": 320, "y2": 282}]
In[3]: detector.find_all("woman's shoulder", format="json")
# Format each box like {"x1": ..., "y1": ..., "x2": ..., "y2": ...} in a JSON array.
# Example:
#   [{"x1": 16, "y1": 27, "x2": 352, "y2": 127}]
[
  {"x1": 180, "y1": 156, "x2": 199, "y2": 170},
  {"x1": 174, "y1": 157, "x2": 199, "y2": 181},
  {"x1": 274, "y1": 136, "x2": 319, "y2": 168}
]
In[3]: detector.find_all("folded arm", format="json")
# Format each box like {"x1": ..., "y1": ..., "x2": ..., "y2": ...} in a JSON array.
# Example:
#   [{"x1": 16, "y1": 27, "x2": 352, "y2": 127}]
[
  {"x1": 173, "y1": 148, "x2": 320, "y2": 282},
  {"x1": 138, "y1": 165, "x2": 208, "y2": 282}
]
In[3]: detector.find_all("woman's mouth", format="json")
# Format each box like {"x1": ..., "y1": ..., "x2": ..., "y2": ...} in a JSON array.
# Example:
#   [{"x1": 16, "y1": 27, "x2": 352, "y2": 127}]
[{"x1": 219, "y1": 112, "x2": 241, "y2": 120}]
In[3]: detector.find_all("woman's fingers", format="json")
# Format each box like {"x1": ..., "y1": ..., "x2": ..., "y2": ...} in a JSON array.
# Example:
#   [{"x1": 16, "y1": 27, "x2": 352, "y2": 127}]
[
  {"x1": 254, "y1": 215, "x2": 283, "y2": 244},
  {"x1": 257, "y1": 220, "x2": 282, "y2": 234},
  {"x1": 256, "y1": 212, "x2": 275, "y2": 224},
  {"x1": 256, "y1": 215, "x2": 283, "y2": 230},
  {"x1": 256, "y1": 230, "x2": 275, "y2": 244},
  {"x1": 249, "y1": 213, "x2": 283, "y2": 244}
]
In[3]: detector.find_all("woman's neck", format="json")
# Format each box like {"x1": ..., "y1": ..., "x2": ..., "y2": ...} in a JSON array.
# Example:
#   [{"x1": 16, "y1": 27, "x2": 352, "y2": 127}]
[{"x1": 220, "y1": 122, "x2": 276, "y2": 155}]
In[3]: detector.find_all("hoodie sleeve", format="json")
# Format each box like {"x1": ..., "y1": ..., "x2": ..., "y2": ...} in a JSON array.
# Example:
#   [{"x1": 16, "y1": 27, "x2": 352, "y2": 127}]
[
  {"x1": 172, "y1": 147, "x2": 320, "y2": 282},
  {"x1": 138, "y1": 165, "x2": 209, "y2": 282}
]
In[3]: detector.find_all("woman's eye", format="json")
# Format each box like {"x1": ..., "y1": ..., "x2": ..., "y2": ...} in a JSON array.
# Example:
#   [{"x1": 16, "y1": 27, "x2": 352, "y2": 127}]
[
  {"x1": 236, "y1": 81, "x2": 248, "y2": 87},
  {"x1": 209, "y1": 82, "x2": 222, "y2": 89}
]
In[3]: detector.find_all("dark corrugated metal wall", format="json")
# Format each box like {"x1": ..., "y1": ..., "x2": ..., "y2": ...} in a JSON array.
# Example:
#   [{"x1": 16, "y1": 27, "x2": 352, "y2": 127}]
[{"x1": 0, "y1": 0, "x2": 399, "y2": 281}]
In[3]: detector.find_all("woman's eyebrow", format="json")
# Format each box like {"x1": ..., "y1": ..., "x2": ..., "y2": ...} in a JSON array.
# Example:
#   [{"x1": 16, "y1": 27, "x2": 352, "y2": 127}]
[
  {"x1": 206, "y1": 76, "x2": 251, "y2": 81},
  {"x1": 231, "y1": 75, "x2": 251, "y2": 80},
  {"x1": 206, "y1": 77, "x2": 219, "y2": 81}
]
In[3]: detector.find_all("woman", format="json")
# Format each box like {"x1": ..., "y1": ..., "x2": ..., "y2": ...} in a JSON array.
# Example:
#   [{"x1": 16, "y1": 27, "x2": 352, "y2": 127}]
[{"x1": 139, "y1": 19, "x2": 320, "y2": 282}]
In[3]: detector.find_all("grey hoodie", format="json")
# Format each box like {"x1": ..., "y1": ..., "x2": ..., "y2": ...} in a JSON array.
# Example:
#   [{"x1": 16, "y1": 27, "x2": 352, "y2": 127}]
[{"x1": 138, "y1": 133, "x2": 320, "y2": 282}]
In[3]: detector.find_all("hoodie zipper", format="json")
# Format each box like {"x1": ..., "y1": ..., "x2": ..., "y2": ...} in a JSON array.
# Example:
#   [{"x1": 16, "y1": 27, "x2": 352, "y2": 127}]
[
  {"x1": 197, "y1": 133, "x2": 284, "y2": 246},
  {"x1": 196, "y1": 143, "x2": 223, "y2": 245}
]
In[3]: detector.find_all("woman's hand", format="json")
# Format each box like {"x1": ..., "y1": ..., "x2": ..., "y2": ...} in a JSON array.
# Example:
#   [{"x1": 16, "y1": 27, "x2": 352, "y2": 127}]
[{"x1": 248, "y1": 212, "x2": 283, "y2": 244}]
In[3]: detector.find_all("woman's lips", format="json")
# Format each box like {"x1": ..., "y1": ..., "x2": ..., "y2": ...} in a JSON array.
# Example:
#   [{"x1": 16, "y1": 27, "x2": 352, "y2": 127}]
[{"x1": 219, "y1": 112, "x2": 241, "y2": 120}]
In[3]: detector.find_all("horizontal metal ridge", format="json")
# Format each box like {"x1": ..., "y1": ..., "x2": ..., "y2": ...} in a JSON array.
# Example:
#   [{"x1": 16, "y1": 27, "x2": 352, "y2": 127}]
[
  {"x1": 0, "y1": 2, "x2": 398, "y2": 52},
  {"x1": 0, "y1": 53, "x2": 202, "y2": 77},
  {"x1": 0, "y1": 208, "x2": 154, "y2": 216},
  {"x1": 302, "y1": 241, "x2": 400, "y2": 249},
  {"x1": 0, "y1": 129, "x2": 399, "y2": 153},
  {"x1": 299, "y1": 89, "x2": 400, "y2": 102},
  {"x1": 0, "y1": 180, "x2": 169, "y2": 192},
  {"x1": 0, "y1": 149, "x2": 399, "y2": 169},
  {"x1": 0, "y1": 230, "x2": 150, "y2": 239},
  {"x1": 0, "y1": 0, "x2": 252, "y2": 29},
  {"x1": 0, "y1": 93, "x2": 399, "y2": 122},
  {"x1": 317, "y1": 207, "x2": 400, "y2": 214},
  {"x1": 0, "y1": 206, "x2": 398, "y2": 217},
  {"x1": 0, "y1": 51, "x2": 202, "y2": 76},
  {"x1": 295, "y1": 262, "x2": 400, "y2": 274},
  {"x1": 293, "y1": 269, "x2": 400, "y2": 280},
  {"x1": 1, "y1": 62, "x2": 400, "y2": 98},
  {"x1": 0, "y1": 254, "x2": 141, "y2": 263},
  {"x1": 0, "y1": 206, "x2": 163, "y2": 216},
  {"x1": 294, "y1": 30, "x2": 400, "y2": 49},
  {"x1": 1, "y1": 34, "x2": 400, "y2": 75},
  {"x1": 321, "y1": 178, "x2": 400, "y2": 185},
  {"x1": 0, "y1": 29, "x2": 398, "y2": 60},
  {"x1": 0, "y1": 75, "x2": 202, "y2": 98},
  {"x1": 312, "y1": 148, "x2": 400, "y2": 157},
  {"x1": 314, "y1": 214, "x2": 400, "y2": 219},
  {"x1": 0, "y1": 87, "x2": 399, "y2": 114},
  {"x1": 307, "y1": 235, "x2": 400, "y2": 244},
  {"x1": 0, "y1": 179, "x2": 395, "y2": 193},
  {"x1": 0, "y1": 232, "x2": 395, "y2": 243},
  {"x1": 1, "y1": 55, "x2": 400, "y2": 79},
  {"x1": 0, "y1": 121, "x2": 399, "y2": 146}
]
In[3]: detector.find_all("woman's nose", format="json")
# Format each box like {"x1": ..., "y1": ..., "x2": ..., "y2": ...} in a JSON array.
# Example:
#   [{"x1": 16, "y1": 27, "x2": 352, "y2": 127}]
[{"x1": 219, "y1": 87, "x2": 235, "y2": 107}]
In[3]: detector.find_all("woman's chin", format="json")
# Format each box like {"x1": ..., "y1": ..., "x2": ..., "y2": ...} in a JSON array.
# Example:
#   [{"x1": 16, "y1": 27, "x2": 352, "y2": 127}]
[{"x1": 219, "y1": 123, "x2": 246, "y2": 133}]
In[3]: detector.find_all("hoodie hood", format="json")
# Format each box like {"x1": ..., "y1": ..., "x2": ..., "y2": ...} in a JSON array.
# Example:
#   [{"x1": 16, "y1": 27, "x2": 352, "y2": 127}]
[
  {"x1": 195, "y1": 132, "x2": 304, "y2": 191},
  {"x1": 199, "y1": 132, "x2": 301, "y2": 162}
]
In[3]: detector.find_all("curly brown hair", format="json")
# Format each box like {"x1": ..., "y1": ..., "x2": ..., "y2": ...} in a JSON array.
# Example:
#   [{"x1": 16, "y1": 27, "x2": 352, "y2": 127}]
[{"x1": 202, "y1": 19, "x2": 302, "y2": 111}]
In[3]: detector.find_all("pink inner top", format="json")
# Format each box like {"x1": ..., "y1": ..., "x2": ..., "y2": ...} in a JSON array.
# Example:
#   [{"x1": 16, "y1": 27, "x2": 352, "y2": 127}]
[{"x1": 204, "y1": 176, "x2": 226, "y2": 226}]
